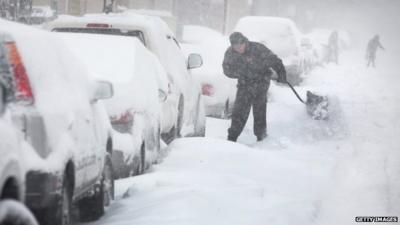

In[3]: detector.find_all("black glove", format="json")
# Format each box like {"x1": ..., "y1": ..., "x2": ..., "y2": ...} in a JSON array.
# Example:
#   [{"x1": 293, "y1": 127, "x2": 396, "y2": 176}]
[{"x1": 277, "y1": 69, "x2": 287, "y2": 83}]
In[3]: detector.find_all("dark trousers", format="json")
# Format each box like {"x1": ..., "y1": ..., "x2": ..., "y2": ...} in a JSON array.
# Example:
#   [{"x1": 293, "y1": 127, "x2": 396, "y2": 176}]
[
  {"x1": 228, "y1": 82, "x2": 269, "y2": 141},
  {"x1": 367, "y1": 52, "x2": 376, "y2": 67}
]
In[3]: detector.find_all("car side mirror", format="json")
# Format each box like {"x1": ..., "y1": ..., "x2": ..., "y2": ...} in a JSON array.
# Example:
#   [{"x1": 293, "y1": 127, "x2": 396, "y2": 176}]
[
  {"x1": 158, "y1": 89, "x2": 167, "y2": 102},
  {"x1": 0, "y1": 84, "x2": 6, "y2": 115},
  {"x1": 93, "y1": 80, "x2": 114, "y2": 101},
  {"x1": 187, "y1": 53, "x2": 203, "y2": 69}
]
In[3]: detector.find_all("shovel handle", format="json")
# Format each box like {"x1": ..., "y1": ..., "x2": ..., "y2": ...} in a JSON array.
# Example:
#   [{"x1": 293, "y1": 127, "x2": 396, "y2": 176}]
[{"x1": 285, "y1": 81, "x2": 306, "y2": 104}]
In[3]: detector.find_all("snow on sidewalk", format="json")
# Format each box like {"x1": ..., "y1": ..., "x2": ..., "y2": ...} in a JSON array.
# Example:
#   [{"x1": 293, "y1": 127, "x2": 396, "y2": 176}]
[{"x1": 87, "y1": 137, "x2": 336, "y2": 225}]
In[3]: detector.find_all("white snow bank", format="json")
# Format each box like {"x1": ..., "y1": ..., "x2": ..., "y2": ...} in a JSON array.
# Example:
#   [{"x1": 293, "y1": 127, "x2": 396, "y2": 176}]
[
  {"x1": 0, "y1": 200, "x2": 38, "y2": 225},
  {"x1": 93, "y1": 137, "x2": 337, "y2": 225}
]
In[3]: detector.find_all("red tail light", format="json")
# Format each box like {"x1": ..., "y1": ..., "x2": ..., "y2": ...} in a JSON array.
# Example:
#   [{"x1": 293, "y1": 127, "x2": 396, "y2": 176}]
[
  {"x1": 202, "y1": 83, "x2": 214, "y2": 96},
  {"x1": 5, "y1": 42, "x2": 34, "y2": 104},
  {"x1": 86, "y1": 23, "x2": 110, "y2": 28},
  {"x1": 110, "y1": 110, "x2": 134, "y2": 125}
]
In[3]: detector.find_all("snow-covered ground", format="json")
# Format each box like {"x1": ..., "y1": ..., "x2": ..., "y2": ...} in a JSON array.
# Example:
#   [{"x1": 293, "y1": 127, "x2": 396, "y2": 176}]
[{"x1": 82, "y1": 42, "x2": 399, "y2": 225}]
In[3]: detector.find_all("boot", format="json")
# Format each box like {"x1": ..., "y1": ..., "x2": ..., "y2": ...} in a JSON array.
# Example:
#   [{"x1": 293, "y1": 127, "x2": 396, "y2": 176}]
[
  {"x1": 256, "y1": 133, "x2": 268, "y2": 142},
  {"x1": 227, "y1": 135, "x2": 237, "y2": 142}
]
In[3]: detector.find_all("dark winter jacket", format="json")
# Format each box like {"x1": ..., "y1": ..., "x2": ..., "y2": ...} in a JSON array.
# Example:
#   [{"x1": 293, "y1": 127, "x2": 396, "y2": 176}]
[
  {"x1": 223, "y1": 41, "x2": 286, "y2": 88},
  {"x1": 367, "y1": 37, "x2": 384, "y2": 55}
]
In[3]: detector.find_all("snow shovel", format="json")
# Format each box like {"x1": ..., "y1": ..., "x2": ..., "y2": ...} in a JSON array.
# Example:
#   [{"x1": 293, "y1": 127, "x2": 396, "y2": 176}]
[{"x1": 285, "y1": 81, "x2": 329, "y2": 120}]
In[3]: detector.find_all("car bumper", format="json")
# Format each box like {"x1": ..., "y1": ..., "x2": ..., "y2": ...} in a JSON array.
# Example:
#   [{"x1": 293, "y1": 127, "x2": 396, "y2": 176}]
[
  {"x1": 203, "y1": 96, "x2": 233, "y2": 119},
  {"x1": 25, "y1": 171, "x2": 62, "y2": 209}
]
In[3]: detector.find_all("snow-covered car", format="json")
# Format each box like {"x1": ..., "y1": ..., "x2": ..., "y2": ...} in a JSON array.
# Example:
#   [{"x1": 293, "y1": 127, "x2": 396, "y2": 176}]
[
  {"x1": 0, "y1": 75, "x2": 37, "y2": 225},
  {"x1": 0, "y1": 0, "x2": 32, "y2": 24},
  {"x1": 123, "y1": 9, "x2": 177, "y2": 35},
  {"x1": 46, "y1": 13, "x2": 206, "y2": 144},
  {"x1": 0, "y1": 20, "x2": 115, "y2": 225},
  {"x1": 59, "y1": 32, "x2": 169, "y2": 178},
  {"x1": 180, "y1": 25, "x2": 236, "y2": 118},
  {"x1": 30, "y1": 6, "x2": 56, "y2": 25},
  {"x1": 234, "y1": 16, "x2": 309, "y2": 85}
]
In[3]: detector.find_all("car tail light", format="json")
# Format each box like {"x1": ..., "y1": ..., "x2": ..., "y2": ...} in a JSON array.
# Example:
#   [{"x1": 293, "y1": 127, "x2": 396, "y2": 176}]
[
  {"x1": 5, "y1": 42, "x2": 34, "y2": 104},
  {"x1": 110, "y1": 110, "x2": 135, "y2": 133},
  {"x1": 202, "y1": 83, "x2": 214, "y2": 96},
  {"x1": 86, "y1": 23, "x2": 110, "y2": 28},
  {"x1": 110, "y1": 110, "x2": 134, "y2": 125}
]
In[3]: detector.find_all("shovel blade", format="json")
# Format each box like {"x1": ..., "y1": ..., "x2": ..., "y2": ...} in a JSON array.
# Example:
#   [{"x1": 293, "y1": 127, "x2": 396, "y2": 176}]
[{"x1": 306, "y1": 91, "x2": 329, "y2": 120}]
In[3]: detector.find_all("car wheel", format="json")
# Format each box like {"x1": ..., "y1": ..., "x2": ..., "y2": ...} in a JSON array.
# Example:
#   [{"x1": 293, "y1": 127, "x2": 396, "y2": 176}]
[
  {"x1": 139, "y1": 142, "x2": 146, "y2": 174},
  {"x1": 194, "y1": 94, "x2": 206, "y2": 137},
  {"x1": 222, "y1": 98, "x2": 232, "y2": 119},
  {"x1": 176, "y1": 95, "x2": 184, "y2": 138},
  {"x1": 156, "y1": 125, "x2": 161, "y2": 152},
  {"x1": 0, "y1": 200, "x2": 38, "y2": 225},
  {"x1": 103, "y1": 155, "x2": 114, "y2": 206},
  {"x1": 78, "y1": 176, "x2": 105, "y2": 221},
  {"x1": 161, "y1": 95, "x2": 184, "y2": 144},
  {"x1": 49, "y1": 176, "x2": 72, "y2": 225}
]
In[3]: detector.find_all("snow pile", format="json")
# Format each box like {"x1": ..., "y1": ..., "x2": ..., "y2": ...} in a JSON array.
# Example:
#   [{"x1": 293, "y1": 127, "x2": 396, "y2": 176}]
[
  {"x1": 94, "y1": 137, "x2": 337, "y2": 225},
  {"x1": 0, "y1": 200, "x2": 38, "y2": 225}
]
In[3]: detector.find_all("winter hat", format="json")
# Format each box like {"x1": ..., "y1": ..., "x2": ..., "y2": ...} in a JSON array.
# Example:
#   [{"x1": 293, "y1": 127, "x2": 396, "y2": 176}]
[{"x1": 229, "y1": 32, "x2": 248, "y2": 46}]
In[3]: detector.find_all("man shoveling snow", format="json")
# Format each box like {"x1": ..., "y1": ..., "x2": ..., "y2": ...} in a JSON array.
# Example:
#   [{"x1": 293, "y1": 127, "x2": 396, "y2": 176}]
[{"x1": 222, "y1": 32, "x2": 287, "y2": 142}]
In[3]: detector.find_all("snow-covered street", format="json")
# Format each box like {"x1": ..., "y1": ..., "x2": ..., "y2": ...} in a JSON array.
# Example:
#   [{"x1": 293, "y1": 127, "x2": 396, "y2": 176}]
[
  {"x1": 84, "y1": 48, "x2": 400, "y2": 225},
  {"x1": 1, "y1": 2, "x2": 400, "y2": 225}
]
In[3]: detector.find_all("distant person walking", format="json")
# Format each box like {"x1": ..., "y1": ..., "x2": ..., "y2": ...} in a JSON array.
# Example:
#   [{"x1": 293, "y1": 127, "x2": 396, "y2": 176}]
[
  {"x1": 366, "y1": 34, "x2": 385, "y2": 67},
  {"x1": 327, "y1": 30, "x2": 339, "y2": 64},
  {"x1": 222, "y1": 32, "x2": 286, "y2": 142}
]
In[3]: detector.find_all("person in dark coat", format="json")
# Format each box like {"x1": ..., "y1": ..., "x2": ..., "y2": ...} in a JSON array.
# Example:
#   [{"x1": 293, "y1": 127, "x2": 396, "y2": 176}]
[
  {"x1": 223, "y1": 32, "x2": 286, "y2": 142},
  {"x1": 327, "y1": 30, "x2": 339, "y2": 64},
  {"x1": 366, "y1": 34, "x2": 384, "y2": 67}
]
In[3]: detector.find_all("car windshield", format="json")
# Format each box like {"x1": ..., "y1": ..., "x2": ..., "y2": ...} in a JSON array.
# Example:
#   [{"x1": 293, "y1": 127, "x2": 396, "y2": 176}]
[{"x1": 53, "y1": 28, "x2": 146, "y2": 46}]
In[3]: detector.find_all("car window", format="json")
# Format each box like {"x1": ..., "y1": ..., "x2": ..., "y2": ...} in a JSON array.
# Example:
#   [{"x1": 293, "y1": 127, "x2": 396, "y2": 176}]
[{"x1": 53, "y1": 28, "x2": 147, "y2": 46}]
